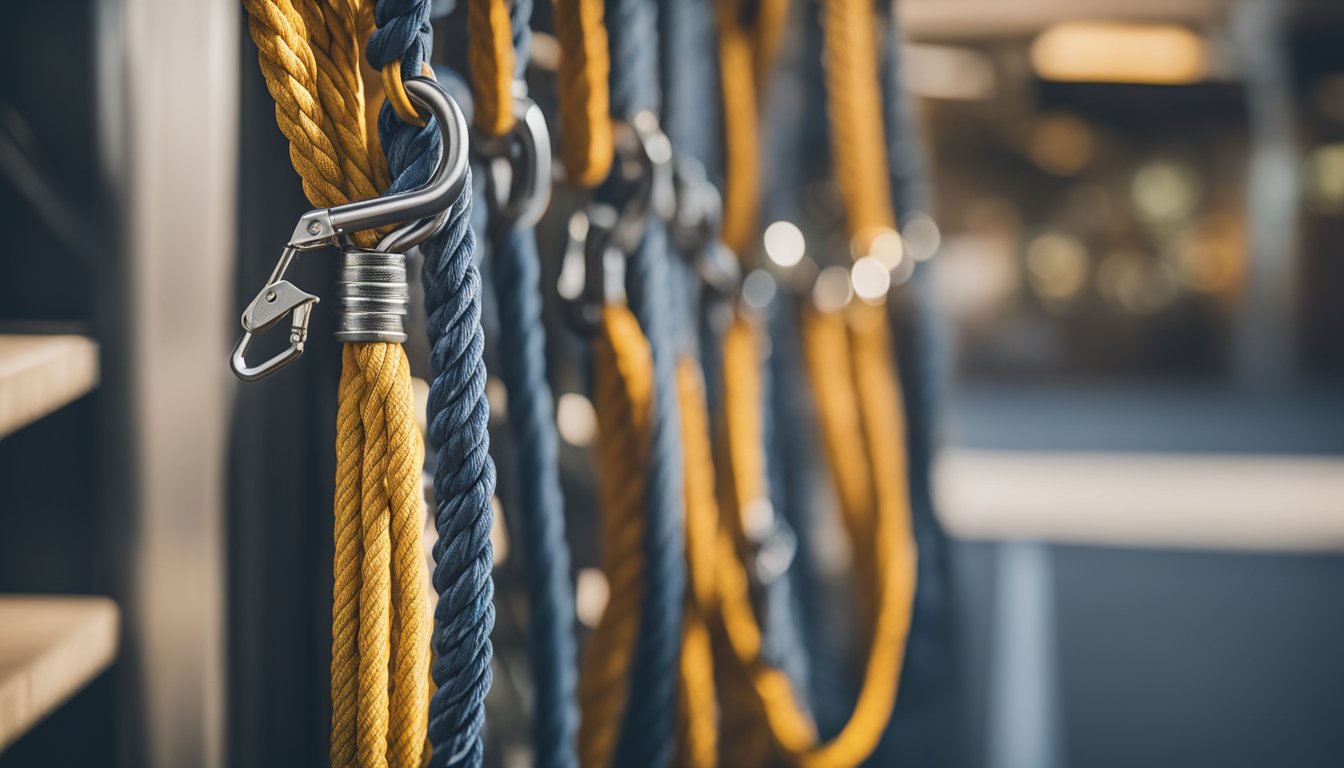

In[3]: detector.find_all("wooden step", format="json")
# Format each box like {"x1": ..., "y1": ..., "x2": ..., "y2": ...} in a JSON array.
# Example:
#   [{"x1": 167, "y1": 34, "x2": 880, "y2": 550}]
[
  {"x1": 0, "y1": 596, "x2": 119, "y2": 752},
  {"x1": 0, "y1": 335, "x2": 99, "y2": 440}
]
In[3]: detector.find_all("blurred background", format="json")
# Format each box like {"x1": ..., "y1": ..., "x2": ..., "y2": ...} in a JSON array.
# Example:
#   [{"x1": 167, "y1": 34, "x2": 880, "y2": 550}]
[{"x1": 0, "y1": 0, "x2": 1342, "y2": 766}]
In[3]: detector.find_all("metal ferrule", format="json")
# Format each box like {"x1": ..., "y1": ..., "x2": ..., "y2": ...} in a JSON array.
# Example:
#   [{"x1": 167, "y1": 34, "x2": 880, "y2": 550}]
[{"x1": 334, "y1": 250, "x2": 409, "y2": 343}]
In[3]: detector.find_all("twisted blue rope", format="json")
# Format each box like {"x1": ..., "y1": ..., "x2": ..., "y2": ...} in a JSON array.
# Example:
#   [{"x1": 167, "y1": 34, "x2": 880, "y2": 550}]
[
  {"x1": 368, "y1": 3, "x2": 496, "y2": 766},
  {"x1": 483, "y1": 5, "x2": 579, "y2": 764},
  {"x1": 759, "y1": 0, "x2": 852, "y2": 738},
  {"x1": 600, "y1": 1, "x2": 683, "y2": 766},
  {"x1": 491, "y1": 226, "x2": 579, "y2": 768},
  {"x1": 614, "y1": 223, "x2": 684, "y2": 768},
  {"x1": 871, "y1": 2, "x2": 954, "y2": 762}
]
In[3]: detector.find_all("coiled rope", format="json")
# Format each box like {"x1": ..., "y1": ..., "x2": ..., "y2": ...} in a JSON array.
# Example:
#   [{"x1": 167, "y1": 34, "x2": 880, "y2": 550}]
[
  {"x1": 243, "y1": 3, "x2": 434, "y2": 767},
  {"x1": 465, "y1": 2, "x2": 582, "y2": 765}
]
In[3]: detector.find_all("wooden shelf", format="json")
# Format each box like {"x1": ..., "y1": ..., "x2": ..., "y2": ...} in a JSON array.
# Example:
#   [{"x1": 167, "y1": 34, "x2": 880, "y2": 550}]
[
  {"x1": 0, "y1": 335, "x2": 99, "y2": 440},
  {"x1": 0, "y1": 596, "x2": 119, "y2": 752},
  {"x1": 937, "y1": 449, "x2": 1344, "y2": 552}
]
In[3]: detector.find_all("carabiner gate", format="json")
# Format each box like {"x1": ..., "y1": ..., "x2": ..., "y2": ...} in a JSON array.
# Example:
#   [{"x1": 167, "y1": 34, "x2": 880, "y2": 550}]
[{"x1": 230, "y1": 77, "x2": 469, "y2": 381}]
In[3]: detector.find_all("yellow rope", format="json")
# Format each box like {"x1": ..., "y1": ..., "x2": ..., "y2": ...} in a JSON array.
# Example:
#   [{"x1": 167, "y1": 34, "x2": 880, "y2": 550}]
[
  {"x1": 717, "y1": 0, "x2": 789, "y2": 257},
  {"x1": 821, "y1": 0, "x2": 895, "y2": 242},
  {"x1": 580, "y1": 305, "x2": 655, "y2": 768},
  {"x1": 675, "y1": 359, "x2": 721, "y2": 768},
  {"x1": 467, "y1": 0, "x2": 517, "y2": 135},
  {"x1": 554, "y1": 0, "x2": 613, "y2": 187},
  {"x1": 244, "y1": 3, "x2": 431, "y2": 765},
  {"x1": 717, "y1": 0, "x2": 760, "y2": 257}
]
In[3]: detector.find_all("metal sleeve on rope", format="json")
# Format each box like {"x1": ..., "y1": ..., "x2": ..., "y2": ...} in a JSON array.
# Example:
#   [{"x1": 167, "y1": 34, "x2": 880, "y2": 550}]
[{"x1": 336, "y1": 250, "x2": 410, "y2": 343}]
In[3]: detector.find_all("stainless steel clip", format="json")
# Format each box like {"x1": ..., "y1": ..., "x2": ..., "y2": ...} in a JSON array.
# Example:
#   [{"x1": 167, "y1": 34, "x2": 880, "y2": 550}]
[{"x1": 230, "y1": 76, "x2": 470, "y2": 381}]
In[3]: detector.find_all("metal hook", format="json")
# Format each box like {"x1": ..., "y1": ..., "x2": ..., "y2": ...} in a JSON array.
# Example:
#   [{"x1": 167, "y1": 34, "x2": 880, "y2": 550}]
[
  {"x1": 476, "y1": 92, "x2": 552, "y2": 231},
  {"x1": 560, "y1": 205, "x2": 619, "y2": 335},
  {"x1": 607, "y1": 111, "x2": 674, "y2": 255},
  {"x1": 230, "y1": 77, "x2": 469, "y2": 382},
  {"x1": 288, "y1": 77, "x2": 470, "y2": 250},
  {"x1": 230, "y1": 247, "x2": 319, "y2": 381},
  {"x1": 667, "y1": 156, "x2": 740, "y2": 297}
]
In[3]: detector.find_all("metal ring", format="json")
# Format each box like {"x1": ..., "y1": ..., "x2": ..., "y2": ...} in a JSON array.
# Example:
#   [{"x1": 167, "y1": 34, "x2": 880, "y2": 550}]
[
  {"x1": 474, "y1": 93, "x2": 553, "y2": 231},
  {"x1": 607, "y1": 111, "x2": 674, "y2": 255}
]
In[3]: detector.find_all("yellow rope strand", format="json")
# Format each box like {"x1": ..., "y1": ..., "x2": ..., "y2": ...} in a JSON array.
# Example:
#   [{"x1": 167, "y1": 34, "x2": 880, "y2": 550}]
[
  {"x1": 821, "y1": 0, "x2": 895, "y2": 241},
  {"x1": 244, "y1": 3, "x2": 431, "y2": 765},
  {"x1": 580, "y1": 305, "x2": 655, "y2": 768},
  {"x1": 554, "y1": 0, "x2": 614, "y2": 187},
  {"x1": 333, "y1": 345, "x2": 365, "y2": 768},
  {"x1": 467, "y1": 0, "x2": 517, "y2": 135},
  {"x1": 675, "y1": 359, "x2": 721, "y2": 768},
  {"x1": 717, "y1": 0, "x2": 760, "y2": 257}
]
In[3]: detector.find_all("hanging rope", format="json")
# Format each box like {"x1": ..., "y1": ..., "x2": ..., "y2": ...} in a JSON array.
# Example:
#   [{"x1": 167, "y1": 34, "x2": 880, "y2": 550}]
[
  {"x1": 366, "y1": 1, "x2": 497, "y2": 766},
  {"x1": 601, "y1": 0, "x2": 686, "y2": 765},
  {"x1": 466, "y1": 2, "x2": 581, "y2": 765},
  {"x1": 243, "y1": 3, "x2": 434, "y2": 768},
  {"x1": 674, "y1": 358, "x2": 720, "y2": 768},
  {"x1": 554, "y1": 0, "x2": 614, "y2": 187},
  {"x1": 581, "y1": 305, "x2": 656, "y2": 768}
]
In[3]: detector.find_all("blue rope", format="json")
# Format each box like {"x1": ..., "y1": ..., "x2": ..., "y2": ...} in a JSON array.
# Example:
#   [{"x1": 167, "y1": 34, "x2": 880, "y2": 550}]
[
  {"x1": 614, "y1": 223, "x2": 684, "y2": 768},
  {"x1": 601, "y1": 0, "x2": 684, "y2": 766},
  {"x1": 368, "y1": 3, "x2": 497, "y2": 766},
  {"x1": 756, "y1": 0, "x2": 852, "y2": 738},
  {"x1": 491, "y1": 226, "x2": 579, "y2": 768},
  {"x1": 870, "y1": 1, "x2": 954, "y2": 762},
  {"x1": 484, "y1": 4, "x2": 579, "y2": 764}
]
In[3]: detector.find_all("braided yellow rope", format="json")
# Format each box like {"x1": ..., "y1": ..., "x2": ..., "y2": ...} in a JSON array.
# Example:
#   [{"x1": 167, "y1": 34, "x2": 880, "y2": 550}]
[
  {"x1": 244, "y1": 3, "x2": 431, "y2": 766},
  {"x1": 821, "y1": 0, "x2": 895, "y2": 241},
  {"x1": 467, "y1": 0, "x2": 517, "y2": 135},
  {"x1": 554, "y1": 0, "x2": 613, "y2": 187},
  {"x1": 675, "y1": 359, "x2": 720, "y2": 768},
  {"x1": 716, "y1": 0, "x2": 761, "y2": 257},
  {"x1": 580, "y1": 305, "x2": 654, "y2": 768}
]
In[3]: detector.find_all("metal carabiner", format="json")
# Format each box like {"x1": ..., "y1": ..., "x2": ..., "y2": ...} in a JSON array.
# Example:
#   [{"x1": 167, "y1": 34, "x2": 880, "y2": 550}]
[
  {"x1": 230, "y1": 247, "x2": 318, "y2": 381},
  {"x1": 230, "y1": 77, "x2": 469, "y2": 381},
  {"x1": 475, "y1": 90, "x2": 552, "y2": 231},
  {"x1": 667, "y1": 156, "x2": 740, "y2": 297},
  {"x1": 560, "y1": 205, "x2": 620, "y2": 335},
  {"x1": 287, "y1": 77, "x2": 470, "y2": 250},
  {"x1": 608, "y1": 110, "x2": 674, "y2": 255}
]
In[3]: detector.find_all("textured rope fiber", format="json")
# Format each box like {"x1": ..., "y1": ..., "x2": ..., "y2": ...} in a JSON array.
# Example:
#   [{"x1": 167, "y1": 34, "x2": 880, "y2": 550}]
[
  {"x1": 555, "y1": 0, "x2": 614, "y2": 186},
  {"x1": 614, "y1": 223, "x2": 686, "y2": 768},
  {"x1": 599, "y1": 0, "x2": 685, "y2": 764},
  {"x1": 468, "y1": 2, "x2": 582, "y2": 763},
  {"x1": 674, "y1": 358, "x2": 721, "y2": 768},
  {"x1": 243, "y1": 3, "x2": 433, "y2": 767},
  {"x1": 366, "y1": 1, "x2": 497, "y2": 765},
  {"x1": 580, "y1": 305, "x2": 656, "y2": 768}
]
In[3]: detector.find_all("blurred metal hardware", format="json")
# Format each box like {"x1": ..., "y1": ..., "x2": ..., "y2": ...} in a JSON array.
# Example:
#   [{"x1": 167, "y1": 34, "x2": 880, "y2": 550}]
[{"x1": 474, "y1": 91, "x2": 552, "y2": 231}]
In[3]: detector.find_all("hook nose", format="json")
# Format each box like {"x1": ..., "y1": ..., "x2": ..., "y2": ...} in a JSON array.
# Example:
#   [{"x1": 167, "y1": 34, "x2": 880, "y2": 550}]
[{"x1": 289, "y1": 77, "x2": 471, "y2": 248}]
